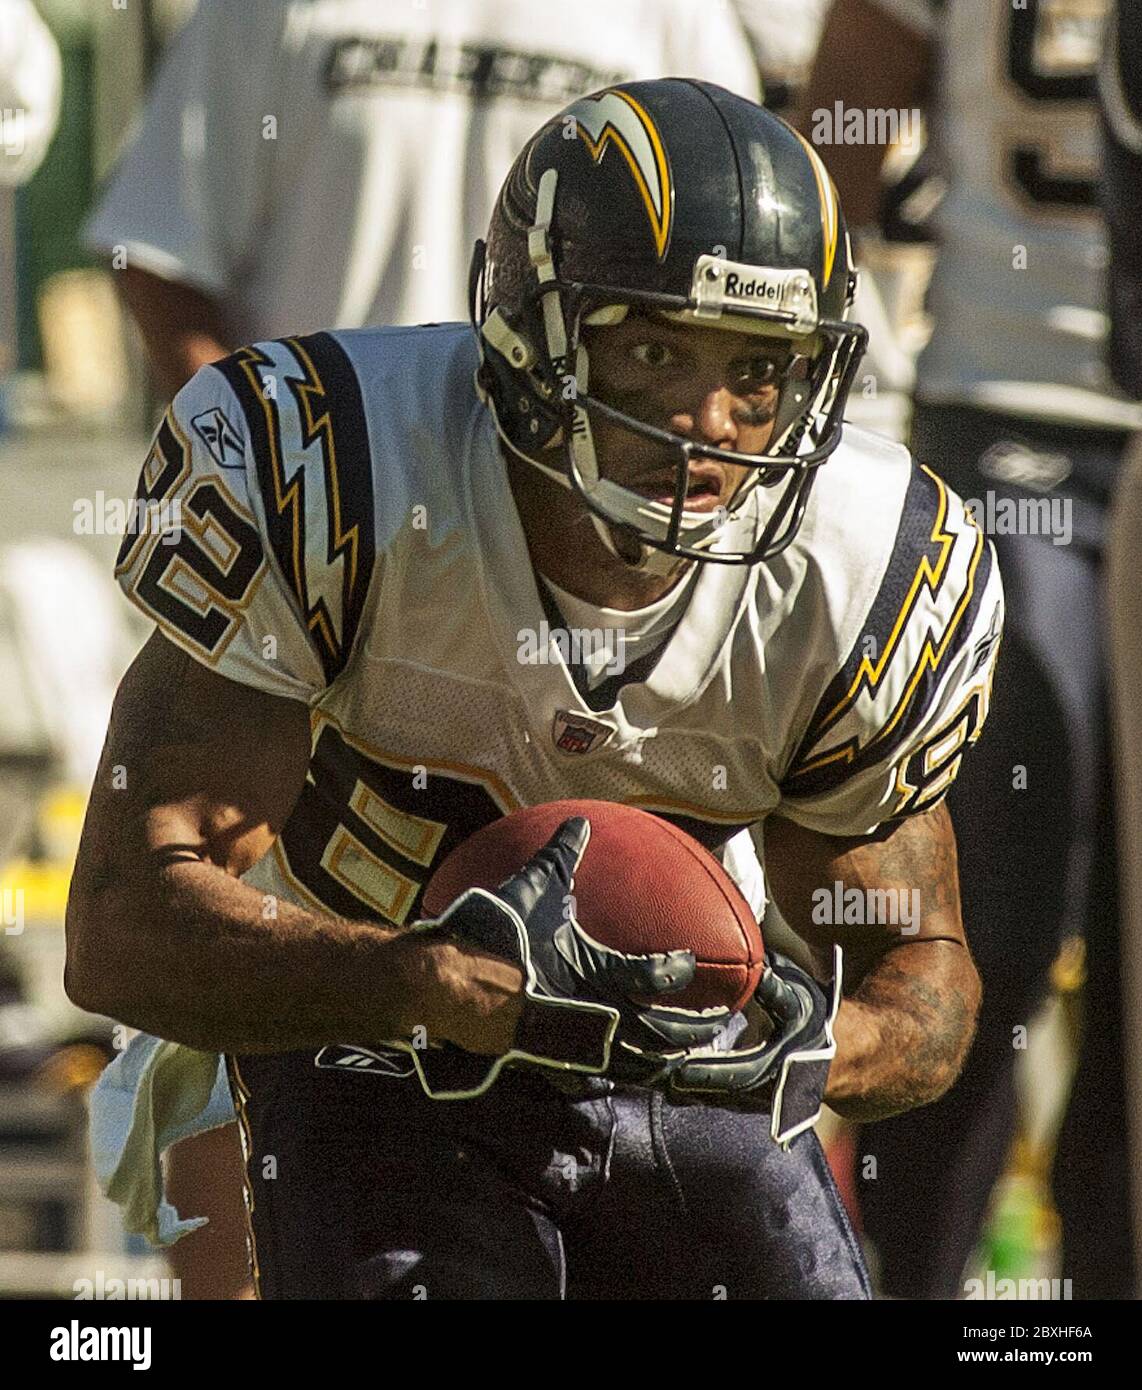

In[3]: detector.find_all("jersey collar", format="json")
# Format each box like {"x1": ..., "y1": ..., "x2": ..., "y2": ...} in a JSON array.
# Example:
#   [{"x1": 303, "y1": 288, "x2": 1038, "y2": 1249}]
[{"x1": 465, "y1": 404, "x2": 761, "y2": 744}]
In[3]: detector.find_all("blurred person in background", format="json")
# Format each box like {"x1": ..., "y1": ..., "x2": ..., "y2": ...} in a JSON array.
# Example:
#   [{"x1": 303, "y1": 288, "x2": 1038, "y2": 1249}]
[
  {"x1": 800, "y1": 0, "x2": 1138, "y2": 1298},
  {"x1": 0, "y1": 4, "x2": 129, "y2": 1280},
  {"x1": 1101, "y1": 0, "x2": 1142, "y2": 1298},
  {"x1": 0, "y1": 0, "x2": 61, "y2": 189},
  {"x1": 733, "y1": 0, "x2": 831, "y2": 116},
  {"x1": 1, "y1": 0, "x2": 61, "y2": 419},
  {"x1": 737, "y1": 0, "x2": 930, "y2": 447},
  {"x1": 85, "y1": 0, "x2": 759, "y2": 397},
  {"x1": 83, "y1": 0, "x2": 761, "y2": 1299}
]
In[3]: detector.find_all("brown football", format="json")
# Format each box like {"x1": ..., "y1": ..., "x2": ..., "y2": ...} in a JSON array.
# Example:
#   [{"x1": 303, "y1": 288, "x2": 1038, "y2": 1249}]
[{"x1": 421, "y1": 799, "x2": 763, "y2": 1012}]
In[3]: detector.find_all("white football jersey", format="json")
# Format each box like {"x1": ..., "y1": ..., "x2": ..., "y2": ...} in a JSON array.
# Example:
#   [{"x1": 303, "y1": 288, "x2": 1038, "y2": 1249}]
[
  {"x1": 732, "y1": 0, "x2": 829, "y2": 100},
  {"x1": 114, "y1": 324, "x2": 1003, "y2": 924},
  {"x1": 871, "y1": 0, "x2": 1138, "y2": 427},
  {"x1": 84, "y1": 0, "x2": 759, "y2": 341}
]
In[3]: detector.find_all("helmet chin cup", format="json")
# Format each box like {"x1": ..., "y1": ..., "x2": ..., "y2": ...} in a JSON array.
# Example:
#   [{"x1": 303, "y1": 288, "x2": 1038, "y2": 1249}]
[{"x1": 591, "y1": 515, "x2": 669, "y2": 573}]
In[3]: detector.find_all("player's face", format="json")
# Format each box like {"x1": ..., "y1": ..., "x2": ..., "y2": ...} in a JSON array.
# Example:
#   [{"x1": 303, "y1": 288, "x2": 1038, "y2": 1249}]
[{"x1": 581, "y1": 312, "x2": 789, "y2": 511}]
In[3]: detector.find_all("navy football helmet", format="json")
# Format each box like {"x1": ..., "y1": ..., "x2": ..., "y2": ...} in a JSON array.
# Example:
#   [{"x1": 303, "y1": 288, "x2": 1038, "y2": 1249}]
[{"x1": 471, "y1": 79, "x2": 868, "y2": 571}]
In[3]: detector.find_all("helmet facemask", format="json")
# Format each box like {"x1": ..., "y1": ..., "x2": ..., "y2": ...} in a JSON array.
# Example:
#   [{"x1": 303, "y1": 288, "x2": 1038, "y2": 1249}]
[{"x1": 472, "y1": 167, "x2": 868, "y2": 571}]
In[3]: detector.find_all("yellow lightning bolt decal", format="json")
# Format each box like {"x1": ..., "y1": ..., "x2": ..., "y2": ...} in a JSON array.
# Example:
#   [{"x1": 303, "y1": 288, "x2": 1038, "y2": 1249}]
[
  {"x1": 792, "y1": 467, "x2": 986, "y2": 779},
  {"x1": 793, "y1": 128, "x2": 840, "y2": 290}
]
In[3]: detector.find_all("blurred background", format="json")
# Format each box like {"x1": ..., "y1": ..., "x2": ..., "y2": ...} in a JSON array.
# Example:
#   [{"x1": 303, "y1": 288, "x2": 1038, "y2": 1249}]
[
  {"x1": 0, "y1": 0, "x2": 1135, "y2": 1300},
  {"x1": 0, "y1": 0, "x2": 190, "y2": 1299}
]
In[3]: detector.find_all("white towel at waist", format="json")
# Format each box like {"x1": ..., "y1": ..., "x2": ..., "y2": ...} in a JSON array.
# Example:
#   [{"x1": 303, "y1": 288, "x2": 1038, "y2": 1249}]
[{"x1": 89, "y1": 1032, "x2": 234, "y2": 1247}]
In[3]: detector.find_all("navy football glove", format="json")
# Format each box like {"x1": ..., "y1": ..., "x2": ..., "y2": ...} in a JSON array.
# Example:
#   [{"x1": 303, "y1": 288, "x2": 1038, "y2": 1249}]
[
  {"x1": 386, "y1": 817, "x2": 734, "y2": 1099},
  {"x1": 662, "y1": 946, "x2": 843, "y2": 1147}
]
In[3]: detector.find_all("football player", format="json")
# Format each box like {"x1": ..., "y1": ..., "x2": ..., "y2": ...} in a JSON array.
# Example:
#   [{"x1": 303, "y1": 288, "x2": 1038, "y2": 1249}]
[
  {"x1": 85, "y1": 0, "x2": 762, "y2": 1302},
  {"x1": 801, "y1": 0, "x2": 1138, "y2": 1297},
  {"x1": 66, "y1": 80, "x2": 1002, "y2": 1299}
]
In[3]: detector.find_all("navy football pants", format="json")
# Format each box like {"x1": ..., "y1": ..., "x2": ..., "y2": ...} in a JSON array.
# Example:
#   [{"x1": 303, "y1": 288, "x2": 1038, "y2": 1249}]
[{"x1": 229, "y1": 1053, "x2": 870, "y2": 1300}]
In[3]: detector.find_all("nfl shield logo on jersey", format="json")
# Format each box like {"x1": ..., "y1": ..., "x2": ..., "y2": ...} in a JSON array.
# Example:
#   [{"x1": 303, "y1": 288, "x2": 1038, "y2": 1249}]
[{"x1": 552, "y1": 710, "x2": 614, "y2": 755}]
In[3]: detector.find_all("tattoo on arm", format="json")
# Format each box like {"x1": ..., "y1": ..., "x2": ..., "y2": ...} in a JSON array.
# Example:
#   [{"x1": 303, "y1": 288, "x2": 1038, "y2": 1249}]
[
  {"x1": 841, "y1": 943, "x2": 978, "y2": 1116},
  {"x1": 766, "y1": 803, "x2": 980, "y2": 1118}
]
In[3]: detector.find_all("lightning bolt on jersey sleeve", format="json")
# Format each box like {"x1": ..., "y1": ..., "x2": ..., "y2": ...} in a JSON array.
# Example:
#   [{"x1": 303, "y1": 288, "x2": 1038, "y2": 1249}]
[
  {"x1": 777, "y1": 462, "x2": 1003, "y2": 836},
  {"x1": 114, "y1": 333, "x2": 379, "y2": 700}
]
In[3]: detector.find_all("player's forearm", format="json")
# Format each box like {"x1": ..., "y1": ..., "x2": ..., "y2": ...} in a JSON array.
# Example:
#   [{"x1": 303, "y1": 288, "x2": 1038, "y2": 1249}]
[
  {"x1": 65, "y1": 859, "x2": 520, "y2": 1054},
  {"x1": 824, "y1": 938, "x2": 980, "y2": 1120},
  {"x1": 116, "y1": 266, "x2": 231, "y2": 399}
]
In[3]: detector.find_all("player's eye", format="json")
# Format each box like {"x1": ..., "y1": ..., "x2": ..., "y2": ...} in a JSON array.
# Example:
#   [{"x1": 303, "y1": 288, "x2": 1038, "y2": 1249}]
[
  {"x1": 630, "y1": 341, "x2": 677, "y2": 369},
  {"x1": 732, "y1": 355, "x2": 786, "y2": 392}
]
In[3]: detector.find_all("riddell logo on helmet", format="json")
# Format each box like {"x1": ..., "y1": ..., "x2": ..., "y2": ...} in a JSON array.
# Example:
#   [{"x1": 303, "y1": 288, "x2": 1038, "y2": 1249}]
[{"x1": 722, "y1": 274, "x2": 782, "y2": 303}]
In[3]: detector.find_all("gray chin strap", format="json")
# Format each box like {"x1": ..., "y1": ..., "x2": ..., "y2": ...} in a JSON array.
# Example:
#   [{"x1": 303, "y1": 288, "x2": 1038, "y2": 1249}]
[
  {"x1": 563, "y1": 339, "x2": 746, "y2": 574},
  {"x1": 502, "y1": 403, "x2": 750, "y2": 576},
  {"x1": 493, "y1": 430, "x2": 702, "y2": 576},
  {"x1": 601, "y1": 523, "x2": 683, "y2": 577}
]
